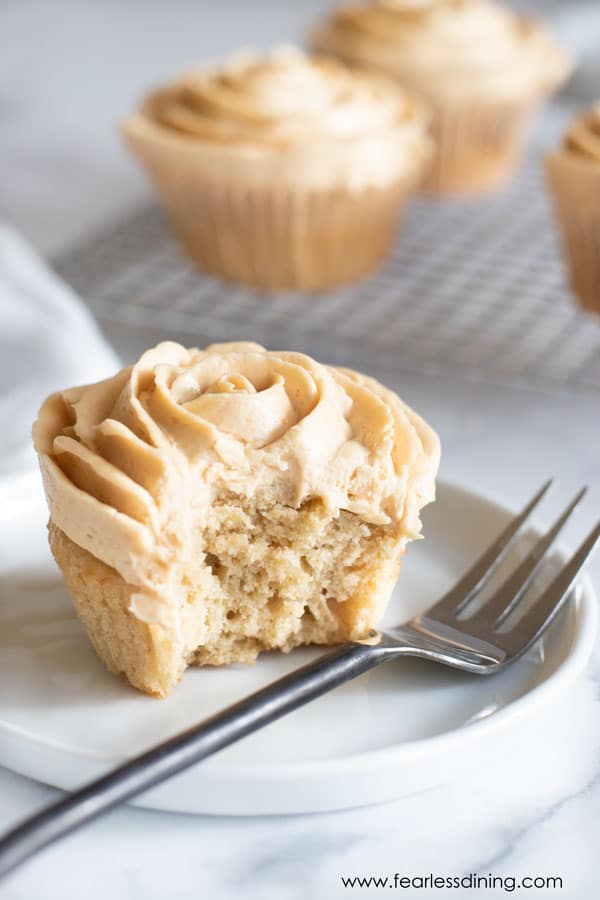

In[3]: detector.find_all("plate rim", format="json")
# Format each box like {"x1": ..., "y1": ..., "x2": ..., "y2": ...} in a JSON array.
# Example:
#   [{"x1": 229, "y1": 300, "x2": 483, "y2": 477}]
[{"x1": 0, "y1": 481, "x2": 597, "y2": 784}]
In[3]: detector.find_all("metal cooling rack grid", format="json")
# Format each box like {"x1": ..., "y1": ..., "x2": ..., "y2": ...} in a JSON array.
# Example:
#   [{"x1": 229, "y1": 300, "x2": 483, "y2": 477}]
[{"x1": 53, "y1": 161, "x2": 600, "y2": 392}]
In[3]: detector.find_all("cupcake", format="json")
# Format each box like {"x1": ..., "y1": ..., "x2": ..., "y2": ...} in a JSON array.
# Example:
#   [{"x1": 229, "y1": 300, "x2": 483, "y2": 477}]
[
  {"x1": 312, "y1": 0, "x2": 571, "y2": 194},
  {"x1": 32, "y1": 341, "x2": 440, "y2": 697},
  {"x1": 122, "y1": 47, "x2": 431, "y2": 291},
  {"x1": 545, "y1": 105, "x2": 600, "y2": 315}
]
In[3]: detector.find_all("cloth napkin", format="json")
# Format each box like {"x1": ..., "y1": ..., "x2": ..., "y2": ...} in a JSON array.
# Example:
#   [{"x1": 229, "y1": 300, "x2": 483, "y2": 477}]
[{"x1": 0, "y1": 223, "x2": 120, "y2": 514}]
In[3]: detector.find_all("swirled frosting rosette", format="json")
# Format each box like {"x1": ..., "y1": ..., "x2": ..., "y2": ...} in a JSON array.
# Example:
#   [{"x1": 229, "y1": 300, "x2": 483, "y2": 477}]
[
  {"x1": 151, "y1": 46, "x2": 410, "y2": 149},
  {"x1": 545, "y1": 105, "x2": 600, "y2": 315},
  {"x1": 33, "y1": 342, "x2": 440, "y2": 696},
  {"x1": 312, "y1": 0, "x2": 571, "y2": 193},
  {"x1": 122, "y1": 47, "x2": 432, "y2": 290}
]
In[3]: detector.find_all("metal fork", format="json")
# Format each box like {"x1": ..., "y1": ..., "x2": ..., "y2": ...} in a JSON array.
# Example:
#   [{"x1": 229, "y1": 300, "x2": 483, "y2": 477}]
[{"x1": 1, "y1": 480, "x2": 598, "y2": 880}]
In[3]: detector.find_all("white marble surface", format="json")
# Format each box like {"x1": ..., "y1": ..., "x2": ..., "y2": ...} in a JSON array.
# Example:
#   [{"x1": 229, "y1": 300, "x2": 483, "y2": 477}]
[{"x1": 1, "y1": 2, "x2": 600, "y2": 898}]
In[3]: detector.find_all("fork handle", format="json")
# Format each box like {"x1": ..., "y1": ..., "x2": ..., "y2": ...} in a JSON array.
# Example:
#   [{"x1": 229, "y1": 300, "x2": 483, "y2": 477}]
[{"x1": 0, "y1": 639, "x2": 392, "y2": 880}]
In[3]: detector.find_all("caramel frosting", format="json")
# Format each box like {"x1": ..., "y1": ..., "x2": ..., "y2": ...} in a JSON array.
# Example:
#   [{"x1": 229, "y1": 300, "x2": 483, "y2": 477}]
[
  {"x1": 312, "y1": 0, "x2": 571, "y2": 101},
  {"x1": 33, "y1": 342, "x2": 440, "y2": 629},
  {"x1": 560, "y1": 105, "x2": 600, "y2": 163},
  {"x1": 151, "y1": 46, "x2": 405, "y2": 145},
  {"x1": 123, "y1": 47, "x2": 432, "y2": 190}
]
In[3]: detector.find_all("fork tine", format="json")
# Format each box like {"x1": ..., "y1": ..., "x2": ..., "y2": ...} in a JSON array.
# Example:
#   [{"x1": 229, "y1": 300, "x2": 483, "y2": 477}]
[
  {"x1": 503, "y1": 521, "x2": 600, "y2": 659},
  {"x1": 430, "y1": 479, "x2": 553, "y2": 620},
  {"x1": 470, "y1": 487, "x2": 587, "y2": 628}
]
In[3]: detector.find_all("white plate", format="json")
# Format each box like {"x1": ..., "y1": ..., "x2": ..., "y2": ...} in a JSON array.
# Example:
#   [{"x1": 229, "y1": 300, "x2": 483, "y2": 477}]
[{"x1": 0, "y1": 482, "x2": 596, "y2": 815}]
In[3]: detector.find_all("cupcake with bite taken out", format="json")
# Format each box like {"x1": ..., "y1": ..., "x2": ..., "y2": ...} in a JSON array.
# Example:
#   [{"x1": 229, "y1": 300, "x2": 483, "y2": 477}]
[{"x1": 33, "y1": 341, "x2": 440, "y2": 697}]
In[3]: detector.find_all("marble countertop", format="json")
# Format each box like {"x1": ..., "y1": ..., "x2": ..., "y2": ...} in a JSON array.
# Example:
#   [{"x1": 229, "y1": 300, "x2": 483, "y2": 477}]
[{"x1": 1, "y1": 2, "x2": 599, "y2": 898}]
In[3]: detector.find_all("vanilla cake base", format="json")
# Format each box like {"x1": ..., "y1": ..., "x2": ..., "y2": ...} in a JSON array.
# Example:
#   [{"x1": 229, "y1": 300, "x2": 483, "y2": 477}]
[{"x1": 49, "y1": 496, "x2": 402, "y2": 698}]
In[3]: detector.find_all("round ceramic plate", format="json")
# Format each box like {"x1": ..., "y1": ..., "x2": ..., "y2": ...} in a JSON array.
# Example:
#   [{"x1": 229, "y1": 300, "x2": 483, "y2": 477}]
[{"x1": 0, "y1": 482, "x2": 596, "y2": 815}]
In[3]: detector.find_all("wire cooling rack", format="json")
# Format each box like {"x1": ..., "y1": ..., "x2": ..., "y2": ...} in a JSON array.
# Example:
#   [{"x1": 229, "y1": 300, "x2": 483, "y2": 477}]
[{"x1": 53, "y1": 160, "x2": 600, "y2": 393}]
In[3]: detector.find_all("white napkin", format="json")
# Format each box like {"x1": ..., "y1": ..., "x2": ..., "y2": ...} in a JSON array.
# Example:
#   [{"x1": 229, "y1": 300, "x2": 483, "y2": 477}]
[{"x1": 0, "y1": 223, "x2": 120, "y2": 514}]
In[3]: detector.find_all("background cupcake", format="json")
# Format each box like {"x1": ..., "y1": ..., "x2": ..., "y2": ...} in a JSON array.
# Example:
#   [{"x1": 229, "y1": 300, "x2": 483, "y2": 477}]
[
  {"x1": 312, "y1": 0, "x2": 571, "y2": 194},
  {"x1": 123, "y1": 47, "x2": 431, "y2": 292},
  {"x1": 546, "y1": 104, "x2": 600, "y2": 315}
]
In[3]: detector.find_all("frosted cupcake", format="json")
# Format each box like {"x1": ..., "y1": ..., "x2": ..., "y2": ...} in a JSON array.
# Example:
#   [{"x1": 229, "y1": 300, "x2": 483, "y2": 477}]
[
  {"x1": 546, "y1": 105, "x2": 600, "y2": 314},
  {"x1": 312, "y1": 0, "x2": 571, "y2": 194},
  {"x1": 122, "y1": 47, "x2": 431, "y2": 291},
  {"x1": 32, "y1": 341, "x2": 440, "y2": 697}
]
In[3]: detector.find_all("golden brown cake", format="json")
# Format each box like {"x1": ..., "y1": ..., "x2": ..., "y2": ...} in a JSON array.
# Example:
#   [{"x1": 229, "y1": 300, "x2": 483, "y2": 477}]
[
  {"x1": 32, "y1": 342, "x2": 440, "y2": 697},
  {"x1": 312, "y1": 0, "x2": 571, "y2": 194},
  {"x1": 545, "y1": 105, "x2": 600, "y2": 315},
  {"x1": 122, "y1": 47, "x2": 432, "y2": 291}
]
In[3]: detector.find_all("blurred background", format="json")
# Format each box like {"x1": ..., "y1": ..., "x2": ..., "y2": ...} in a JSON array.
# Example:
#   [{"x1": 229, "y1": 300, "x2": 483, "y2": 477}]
[
  {"x1": 1, "y1": 0, "x2": 599, "y2": 254},
  {"x1": 0, "y1": 0, "x2": 599, "y2": 502},
  {"x1": 1, "y1": 1, "x2": 599, "y2": 378}
]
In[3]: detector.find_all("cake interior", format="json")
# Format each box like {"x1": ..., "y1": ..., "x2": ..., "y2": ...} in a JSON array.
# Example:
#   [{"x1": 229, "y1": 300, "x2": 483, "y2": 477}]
[{"x1": 50, "y1": 494, "x2": 404, "y2": 697}]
